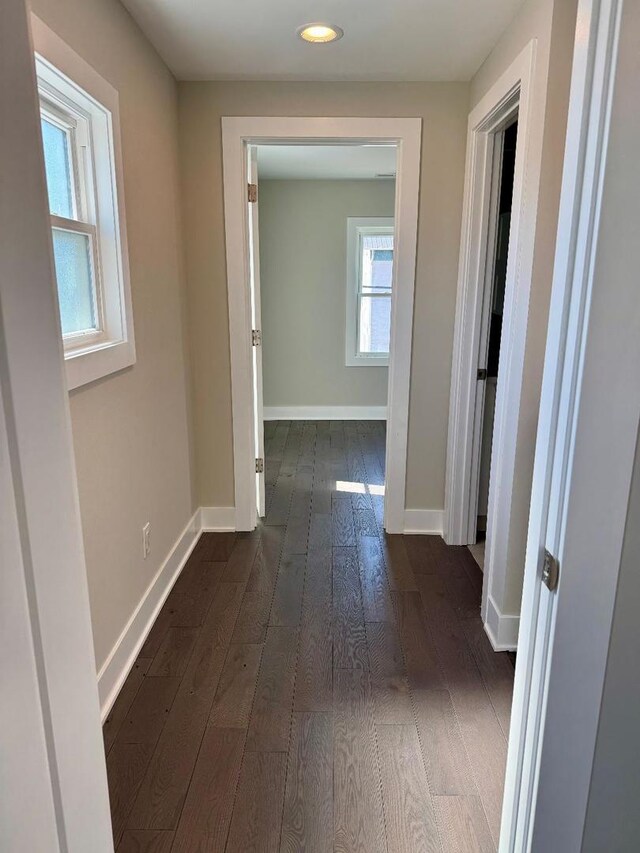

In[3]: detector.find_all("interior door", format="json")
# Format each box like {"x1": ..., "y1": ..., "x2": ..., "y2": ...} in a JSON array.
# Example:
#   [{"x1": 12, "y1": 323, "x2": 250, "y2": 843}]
[
  {"x1": 500, "y1": 1, "x2": 630, "y2": 847},
  {"x1": 468, "y1": 128, "x2": 504, "y2": 543},
  {"x1": 247, "y1": 145, "x2": 265, "y2": 517}
]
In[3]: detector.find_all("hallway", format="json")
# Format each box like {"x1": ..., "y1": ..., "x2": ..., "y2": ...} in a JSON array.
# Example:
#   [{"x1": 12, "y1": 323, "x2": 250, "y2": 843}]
[{"x1": 104, "y1": 421, "x2": 513, "y2": 852}]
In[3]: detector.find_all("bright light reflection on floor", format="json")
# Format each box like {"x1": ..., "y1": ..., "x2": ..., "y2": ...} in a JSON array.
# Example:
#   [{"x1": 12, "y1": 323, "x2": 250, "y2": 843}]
[{"x1": 336, "y1": 480, "x2": 385, "y2": 496}]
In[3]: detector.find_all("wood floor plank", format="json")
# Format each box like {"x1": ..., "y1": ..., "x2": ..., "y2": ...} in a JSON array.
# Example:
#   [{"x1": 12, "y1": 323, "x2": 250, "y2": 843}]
[
  {"x1": 295, "y1": 525, "x2": 333, "y2": 711},
  {"x1": 417, "y1": 574, "x2": 507, "y2": 842},
  {"x1": 147, "y1": 626, "x2": 199, "y2": 677},
  {"x1": 107, "y1": 742, "x2": 155, "y2": 845},
  {"x1": 294, "y1": 617, "x2": 333, "y2": 712},
  {"x1": 381, "y1": 534, "x2": 418, "y2": 591},
  {"x1": 357, "y1": 534, "x2": 395, "y2": 623},
  {"x1": 104, "y1": 658, "x2": 152, "y2": 754},
  {"x1": 246, "y1": 626, "x2": 298, "y2": 752},
  {"x1": 117, "y1": 829, "x2": 174, "y2": 852},
  {"x1": 280, "y1": 713, "x2": 333, "y2": 853},
  {"x1": 333, "y1": 546, "x2": 368, "y2": 671},
  {"x1": 403, "y1": 535, "x2": 439, "y2": 576},
  {"x1": 284, "y1": 462, "x2": 314, "y2": 555},
  {"x1": 209, "y1": 643, "x2": 263, "y2": 728},
  {"x1": 365, "y1": 621, "x2": 413, "y2": 724},
  {"x1": 463, "y1": 618, "x2": 514, "y2": 738},
  {"x1": 332, "y1": 492, "x2": 356, "y2": 546},
  {"x1": 353, "y1": 508, "x2": 378, "y2": 536},
  {"x1": 223, "y1": 529, "x2": 262, "y2": 584},
  {"x1": 376, "y1": 724, "x2": 441, "y2": 853},
  {"x1": 225, "y1": 751, "x2": 287, "y2": 853},
  {"x1": 333, "y1": 669, "x2": 386, "y2": 853},
  {"x1": 412, "y1": 688, "x2": 475, "y2": 796},
  {"x1": 270, "y1": 552, "x2": 306, "y2": 627},
  {"x1": 116, "y1": 676, "x2": 180, "y2": 745},
  {"x1": 392, "y1": 591, "x2": 444, "y2": 691},
  {"x1": 200, "y1": 581, "x2": 246, "y2": 648},
  {"x1": 172, "y1": 726, "x2": 245, "y2": 853},
  {"x1": 193, "y1": 532, "x2": 238, "y2": 562},
  {"x1": 311, "y1": 429, "x2": 333, "y2": 516},
  {"x1": 125, "y1": 583, "x2": 244, "y2": 830},
  {"x1": 232, "y1": 525, "x2": 284, "y2": 644},
  {"x1": 433, "y1": 796, "x2": 496, "y2": 853}
]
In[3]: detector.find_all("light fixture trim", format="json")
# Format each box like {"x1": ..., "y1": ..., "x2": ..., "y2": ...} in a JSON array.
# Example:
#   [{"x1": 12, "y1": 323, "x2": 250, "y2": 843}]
[{"x1": 297, "y1": 22, "x2": 344, "y2": 44}]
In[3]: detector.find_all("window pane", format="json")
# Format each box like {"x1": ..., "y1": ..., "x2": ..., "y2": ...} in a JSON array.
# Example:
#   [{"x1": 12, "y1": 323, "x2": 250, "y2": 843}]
[
  {"x1": 361, "y1": 233, "x2": 394, "y2": 294},
  {"x1": 359, "y1": 295, "x2": 391, "y2": 355},
  {"x1": 52, "y1": 229, "x2": 96, "y2": 335},
  {"x1": 41, "y1": 118, "x2": 74, "y2": 219}
]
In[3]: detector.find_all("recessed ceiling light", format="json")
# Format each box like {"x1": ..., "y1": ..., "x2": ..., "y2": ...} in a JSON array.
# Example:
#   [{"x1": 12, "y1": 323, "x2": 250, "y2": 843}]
[{"x1": 297, "y1": 23, "x2": 344, "y2": 44}]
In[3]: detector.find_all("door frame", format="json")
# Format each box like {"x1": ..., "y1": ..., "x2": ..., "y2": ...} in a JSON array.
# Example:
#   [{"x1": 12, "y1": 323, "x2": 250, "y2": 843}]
[
  {"x1": 221, "y1": 116, "x2": 422, "y2": 532},
  {"x1": 444, "y1": 41, "x2": 539, "y2": 650},
  {"x1": 1, "y1": 0, "x2": 113, "y2": 848},
  {"x1": 501, "y1": 0, "x2": 628, "y2": 847}
]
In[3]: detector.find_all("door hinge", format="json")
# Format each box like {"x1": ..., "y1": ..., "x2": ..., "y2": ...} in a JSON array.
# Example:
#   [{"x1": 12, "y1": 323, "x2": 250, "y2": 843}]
[
  {"x1": 251, "y1": 329, "x2": 262, "y2": 346},
  {"x1": 542, "y1": 548, "x2": 560, "y2": 591},
  {"x1": 255, "y1": 457, "x2": 264, "y2": 474},
  {"x1": 248, "y1": 183, "x2": 258, "y2": 203},
  {"x1": 477, "y1": 368, "x2": 488, "y2": 381}
]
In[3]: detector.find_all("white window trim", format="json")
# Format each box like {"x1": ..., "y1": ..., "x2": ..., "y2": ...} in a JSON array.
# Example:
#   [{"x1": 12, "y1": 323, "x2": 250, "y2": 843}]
[
  {"x1": 31, "y1": 15, "x2": 135, "y2": 391},
  {"x1": 345, "y1": 217, "x2": 394, "y2": 367}
]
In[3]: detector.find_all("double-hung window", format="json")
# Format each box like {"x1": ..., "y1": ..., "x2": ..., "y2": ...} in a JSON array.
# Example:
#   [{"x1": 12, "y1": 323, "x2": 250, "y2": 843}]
[
  {"x1": 34, "y1": 17, "x2": 135, "y2": 390},
  {"x1": 345, "y1": 217, "x2": 394, "y2": 366}
]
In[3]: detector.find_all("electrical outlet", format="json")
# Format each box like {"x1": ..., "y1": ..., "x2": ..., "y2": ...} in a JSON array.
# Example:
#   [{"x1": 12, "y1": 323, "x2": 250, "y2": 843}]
[{"x1": 142, "y1": 522, "x2": 151, "y2": 559}]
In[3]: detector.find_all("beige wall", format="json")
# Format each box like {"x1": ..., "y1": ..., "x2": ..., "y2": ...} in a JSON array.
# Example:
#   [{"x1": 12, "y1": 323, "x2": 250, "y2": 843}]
[
  {"x1": 178, "y1": 81, "x2": 469, "y2": 509},
  {"x1": 29, "y1": 0, "x2": 195, "y2": 671},
  {"x1": 259, "y1": 179, "x2": 394, "y2": 409},
  {"x1": 470, "y1": 0, "x2": 578, "y2": 614}
]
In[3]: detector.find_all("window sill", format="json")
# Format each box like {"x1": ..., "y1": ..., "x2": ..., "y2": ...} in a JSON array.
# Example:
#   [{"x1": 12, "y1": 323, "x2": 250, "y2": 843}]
[
  {"x1": 65, "y1": 338, "x2": 136, "y2": 390},
  {"x1": 345, "y1": 355, "x2": 390, "y2": 368}
]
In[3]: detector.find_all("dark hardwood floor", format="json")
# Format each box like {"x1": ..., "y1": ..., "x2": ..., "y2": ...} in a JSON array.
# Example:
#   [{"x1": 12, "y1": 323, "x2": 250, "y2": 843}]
[{"x1": 104, "y1": 420, "x2": 513, "y2": 852}]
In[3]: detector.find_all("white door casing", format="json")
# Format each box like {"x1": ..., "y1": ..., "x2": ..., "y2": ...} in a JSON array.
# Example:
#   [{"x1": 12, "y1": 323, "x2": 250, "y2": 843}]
[
  {"x1": 221, "y1": 117, "x2": 422, "y2": 532},
  {"x1": 444, "y1": 40, "x2": 543, "y2": 652}
]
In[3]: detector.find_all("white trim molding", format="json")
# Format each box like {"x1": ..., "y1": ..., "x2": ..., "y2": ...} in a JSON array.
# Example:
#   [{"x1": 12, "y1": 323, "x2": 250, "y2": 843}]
[
  {"x1": 403, "y1": 509, "x2": 444, "y2": 535},
  {"x1": 263, "y1": 405, "x2": 387, "y2": 421},
  {"x1": 97, "y1": 511, "x2": 200, "y2": 719},
  {"x1": 221, "y1": 117, "x2": 422, "y2": 533},
  {"x1": 485, "y1": 595, "x2": 519, "y2": 651},
  {"x1": 199, "y1": 506, "x2": 237, "y2": 531}
]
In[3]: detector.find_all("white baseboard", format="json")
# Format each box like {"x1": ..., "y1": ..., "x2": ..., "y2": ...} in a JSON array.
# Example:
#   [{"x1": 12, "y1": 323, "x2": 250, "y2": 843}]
[
  {"x1": 403, "y1": 508, "x2": 444, "y2": 535},
  {"x1": 263, "y1": 405, "x2": 387, "y2": 421},
  {"x1": 199, "y1": 506, "x2": 236, "y2": 531},
  {"x1": 485, "y1": 594, "x2": 520, "y2": 651},
  {"x1": 97, "y1": 509, "x2": 200, "y2": 721}
]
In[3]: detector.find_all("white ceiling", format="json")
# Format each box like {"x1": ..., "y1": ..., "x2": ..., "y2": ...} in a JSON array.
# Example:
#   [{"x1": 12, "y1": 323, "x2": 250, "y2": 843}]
[
  {"x1": 257, "y1": 145, "x2": 397, "y2": 181},
  {"x1": 119, "y1": 0, "x2": 524, "y2": 82}
]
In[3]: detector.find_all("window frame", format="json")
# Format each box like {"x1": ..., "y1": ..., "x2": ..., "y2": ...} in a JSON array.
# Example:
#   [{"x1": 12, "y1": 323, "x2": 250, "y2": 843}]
[
  {"x1": 345, "y1": 217, "x2": 395, "y2": 367},
  {"x1": 33, "y1": 15, "x2": 135, "y2": 391}
]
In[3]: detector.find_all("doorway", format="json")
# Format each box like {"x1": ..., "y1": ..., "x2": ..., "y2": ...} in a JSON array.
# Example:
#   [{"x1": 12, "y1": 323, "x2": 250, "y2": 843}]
[
  {"x1": 470, "y1": 118, "x2": 518, "y2": 570},
  {"x1": 444, "y1": 41, "x2": 541, "y2": 651},
  {"x1": 249, "y1": 142, "x2": 396, "y2": 523},
  {"x1": 221, "y1": 117, "x2": 422, "y2": 534}
]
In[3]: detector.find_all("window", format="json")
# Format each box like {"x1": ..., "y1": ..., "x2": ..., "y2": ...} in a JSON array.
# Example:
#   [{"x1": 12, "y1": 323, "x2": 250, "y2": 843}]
[
  {"x1": 346, "y1": 217, "x2": 394, "y2": 366},
  {"x1": 34, "y1": 24, "x2": 135, "y2": 390}
]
